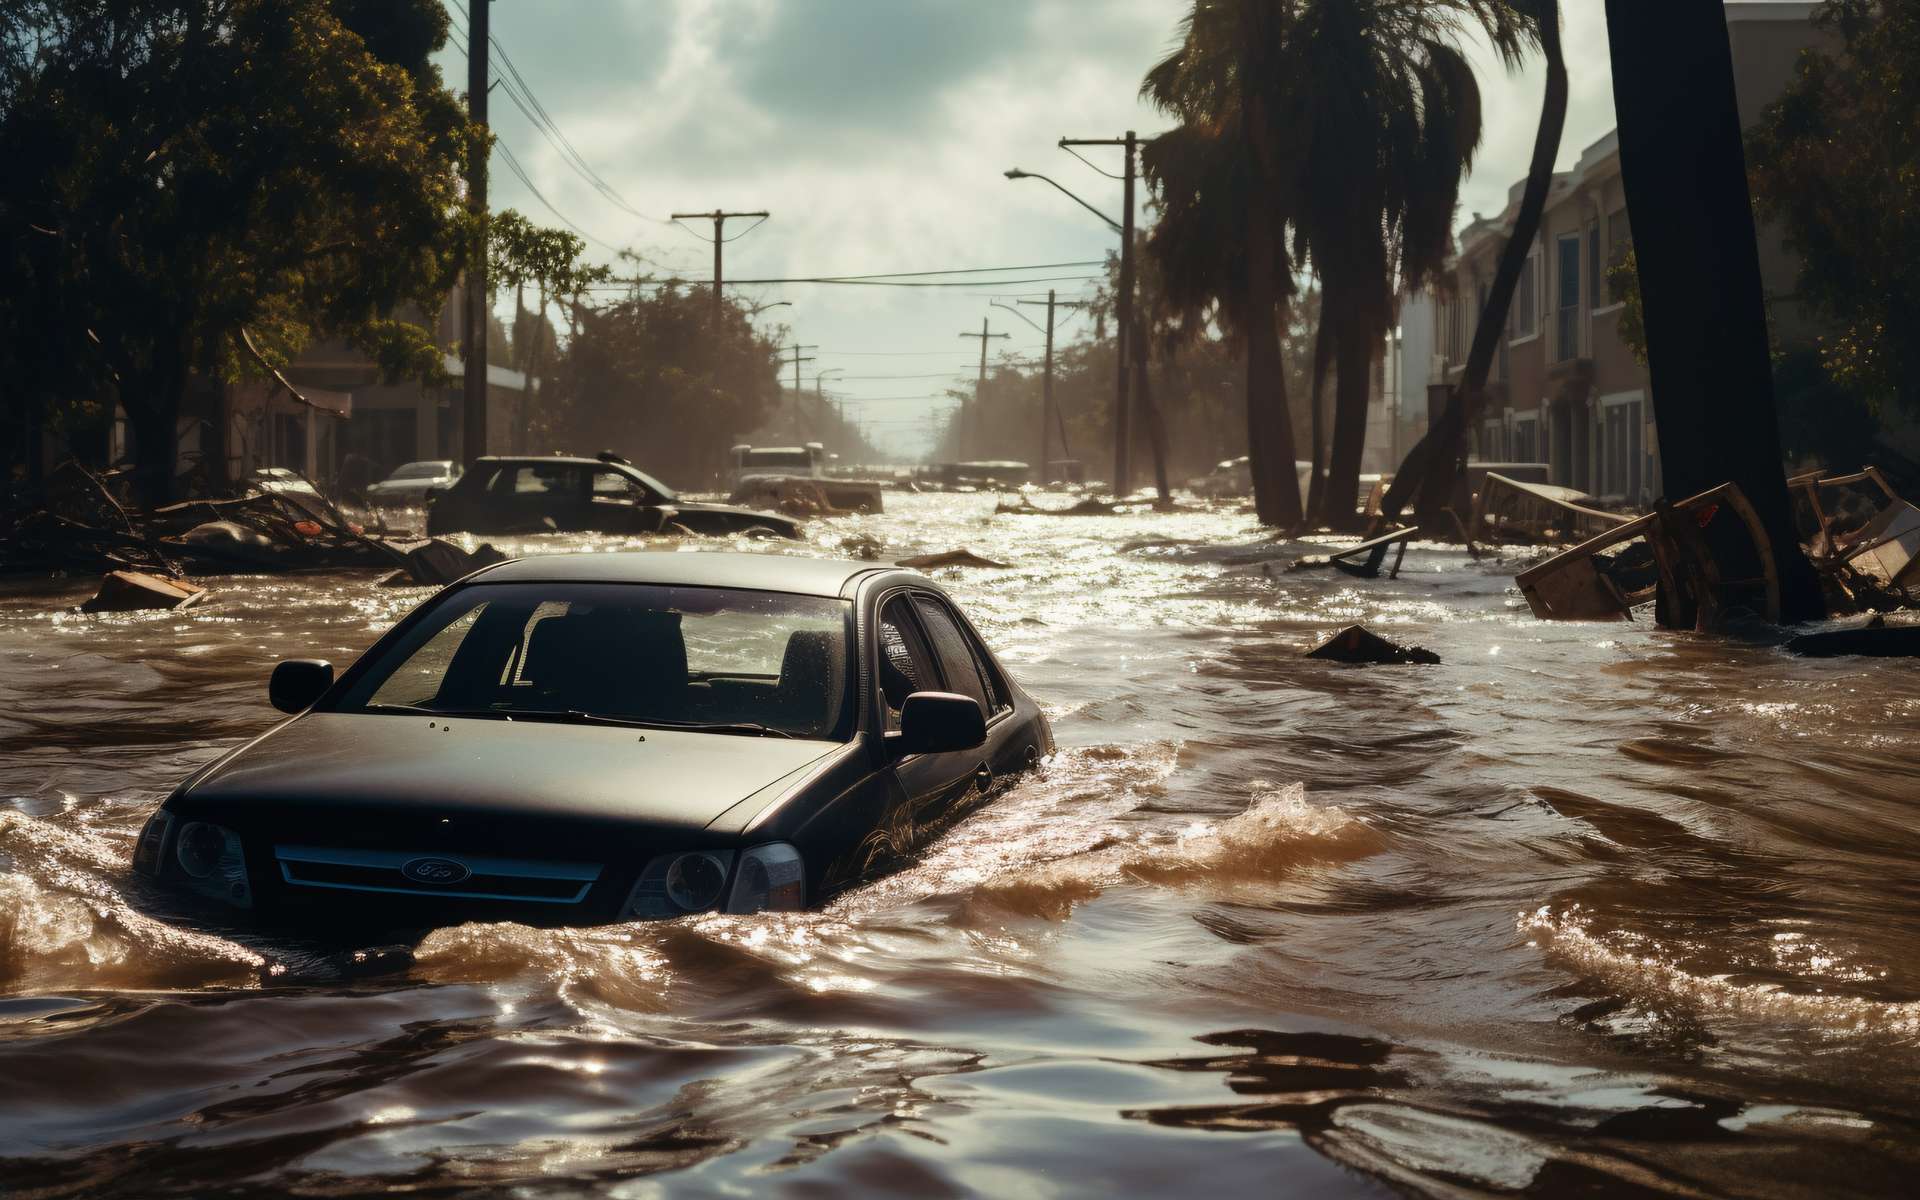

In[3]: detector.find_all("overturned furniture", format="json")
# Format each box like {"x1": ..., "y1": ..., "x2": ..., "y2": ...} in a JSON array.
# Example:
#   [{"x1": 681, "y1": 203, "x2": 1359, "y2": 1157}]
[
  {"x1": 1471, "y1": 473, "x2": 1634, "y2": 545},
  {"x1": 1514, "y1": 482, "x2": 1781, "y2": 628},
  {"x1": 1789, "y1": 467, "x2": 1920, "y2": 611},
  {"x1": 1291, "y1": 526, "x2": 1420, "y2": 579}
]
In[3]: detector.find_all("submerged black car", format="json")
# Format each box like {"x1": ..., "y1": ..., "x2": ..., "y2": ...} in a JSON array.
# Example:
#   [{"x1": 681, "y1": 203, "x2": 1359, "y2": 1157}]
[
  {"x1": 424, "y1": 456, "x2": 803, "y2": 539},
  {"x1": 133, "y1": 553, "x2": 1051, "y2": 926}
]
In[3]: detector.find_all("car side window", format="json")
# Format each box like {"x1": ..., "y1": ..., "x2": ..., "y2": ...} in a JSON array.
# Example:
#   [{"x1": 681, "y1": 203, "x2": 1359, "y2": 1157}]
[
  {"x1": 877, "y1": 597, "x2": 931, "y2": 732},
  {"x1": 592, "y1": 469, "x2": 646, "y2": 501},
  {"x1": 911, "y1": 596, "x2": 995, "y2": 715}
]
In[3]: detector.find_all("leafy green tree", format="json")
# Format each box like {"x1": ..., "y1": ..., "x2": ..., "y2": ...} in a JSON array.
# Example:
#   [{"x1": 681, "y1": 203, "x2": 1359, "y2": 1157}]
[
  {"x1": 0, "y1": 0, "x2": 471, "y2": 503},
  {"x1": 548, "y1": 284, "x2": 784, "y2": 486},
  {"x1": 1748, "y1": 0, "x2": 1920, "y2": 418},
  {"x1": 488, "y1": 209, "x2": 611, "y2": 452}
]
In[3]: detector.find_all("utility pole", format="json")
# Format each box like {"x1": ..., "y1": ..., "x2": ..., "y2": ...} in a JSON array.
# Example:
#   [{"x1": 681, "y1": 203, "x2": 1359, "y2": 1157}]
[
  {"x1": 669, "y1": 209, "x2": 771, "y2": 317},
  {"x1": 959, "y1": 318, "x2": 1010, "y2": 461},
  {"x1": 1021, "y1": 291, "x2": 1087, "y2": 483},
  {"x1": 781, "y1": 344, "x2": 817, "y2": 436},
  {"x1": 1060, "y1": 132, "x2": 1135, "y2": 495},
  {"x1": 462, "y1": 0, "x2": 490, "y2": 464}
]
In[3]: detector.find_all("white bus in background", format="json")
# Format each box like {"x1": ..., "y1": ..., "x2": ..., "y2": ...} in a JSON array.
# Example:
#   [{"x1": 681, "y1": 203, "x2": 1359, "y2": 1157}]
[{"x1": 729, "y1": 442, "x2": 826, "y2": 489}]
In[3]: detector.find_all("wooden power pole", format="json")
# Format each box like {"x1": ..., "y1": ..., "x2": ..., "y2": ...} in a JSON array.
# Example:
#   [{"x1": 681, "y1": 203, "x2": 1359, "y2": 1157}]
[
  {"x1": 1021, "y1": 291, "x2": 1088, "y2": 484},
  {"x1": 462, "y1": 0, "x2": 490, "y2": 464},
  {"x1": 959, "y1": 319, "x2": 1010, "y2": 460},
  {"x1": 1060, "y1": 132, "x2": 1136, "y2": 496},
  {"x1": 670, "y1": 209, "x2": 771, "y2": 317}
]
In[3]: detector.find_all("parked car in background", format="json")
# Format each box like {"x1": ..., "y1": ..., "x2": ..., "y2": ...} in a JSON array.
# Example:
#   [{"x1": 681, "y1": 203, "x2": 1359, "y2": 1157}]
[
  {"x1": 1188, "y1": 456, "x2": 1252, "y2": 499},
  {"x1": 425, "y1": 455, "x2": 802, "y2": 539},
  {"x1": 729, "y1": 442, "x2": 827, "y2": 491},
  {"x1": 132, "y1": 552, "x2": 1053, "y2": 925},
  {"x1": 365, "y1": 460, "x2": 461, "y2": 507},
  {"x1": 247, "y1": 467, "x2": 323, "y2": 499}
]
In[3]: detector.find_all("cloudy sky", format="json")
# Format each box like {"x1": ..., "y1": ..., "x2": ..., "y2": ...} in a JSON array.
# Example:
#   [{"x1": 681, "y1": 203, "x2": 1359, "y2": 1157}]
[{"x1": 438, "y1": 0, "x2": 1634, "y2": 457}]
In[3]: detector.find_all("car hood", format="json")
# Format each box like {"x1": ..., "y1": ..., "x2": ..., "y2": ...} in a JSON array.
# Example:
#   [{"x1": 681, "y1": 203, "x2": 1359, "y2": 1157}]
[{"x1": 179, "y1": 712, "x2": 838, "y2": 841}]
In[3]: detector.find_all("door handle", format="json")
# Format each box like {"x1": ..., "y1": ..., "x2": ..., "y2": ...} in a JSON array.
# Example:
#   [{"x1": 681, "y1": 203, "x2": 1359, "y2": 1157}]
[{"x1": 974, "y1": 763, "x2": 994, "y2": 792}]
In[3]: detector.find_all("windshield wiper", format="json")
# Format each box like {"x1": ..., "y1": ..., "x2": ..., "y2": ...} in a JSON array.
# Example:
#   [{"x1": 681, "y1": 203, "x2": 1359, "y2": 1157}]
[
  {"x1": 362, "y1": 703, "x2": 514, "y2": 720},
  {"x1": 511, "y1": 710, "x2": 796, "y2": 738}
]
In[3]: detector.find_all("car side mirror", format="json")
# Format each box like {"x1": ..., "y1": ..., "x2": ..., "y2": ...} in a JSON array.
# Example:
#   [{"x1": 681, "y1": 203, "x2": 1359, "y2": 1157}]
[
  {"x1": 888, "y1": 691, "x2": 986, "y2": 756},
  {"x1": 270, "y1": 659, "x2": 334, "y2": 714}
]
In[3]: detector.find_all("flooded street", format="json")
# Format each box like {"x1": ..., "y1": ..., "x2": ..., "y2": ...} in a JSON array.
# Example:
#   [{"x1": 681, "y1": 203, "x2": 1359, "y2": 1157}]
[{"x1": 3, "y1": 492, "x2": 1918, "y2": 1197}]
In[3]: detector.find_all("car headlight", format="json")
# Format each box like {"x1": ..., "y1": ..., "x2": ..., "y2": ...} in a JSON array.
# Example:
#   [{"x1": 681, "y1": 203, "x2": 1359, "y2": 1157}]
[
  {"x1": 725, "y1": 843, "x2": 806, "y2": 914},
  {"x1": 172, "y1": 820, "x2": 253, "y2": 909},
  {"x1": 132, "y1": 810, "x2": 172, "y2": 876},
  {"x1": 621, "y1": 850, "x2": 736, "y2": 919}
]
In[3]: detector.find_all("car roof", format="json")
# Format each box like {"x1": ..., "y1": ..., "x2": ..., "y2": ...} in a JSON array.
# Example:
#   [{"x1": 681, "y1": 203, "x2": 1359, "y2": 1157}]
[
  {"x1": 475, "y1": 456, "x2": 619, "y2": 467},
  {"x1": 472, "y1": 551, "x2": 917, "y2": 598}
]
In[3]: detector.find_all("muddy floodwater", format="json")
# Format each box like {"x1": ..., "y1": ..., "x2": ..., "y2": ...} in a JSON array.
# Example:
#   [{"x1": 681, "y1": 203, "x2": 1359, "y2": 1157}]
[{"x1": 2, "y1": 492, "x2": 1918, "y2": 1197}]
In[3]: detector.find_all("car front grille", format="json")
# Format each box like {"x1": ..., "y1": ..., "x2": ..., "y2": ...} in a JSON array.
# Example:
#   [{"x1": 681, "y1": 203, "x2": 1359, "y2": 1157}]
[{"x1": 274, "y1": 845, "x2": 603, "y2": 904}]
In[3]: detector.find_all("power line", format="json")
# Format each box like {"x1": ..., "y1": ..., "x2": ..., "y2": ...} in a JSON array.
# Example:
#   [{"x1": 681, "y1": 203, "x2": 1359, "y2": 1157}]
[{"x1": 445, "y1": 3, "x2": 673, "y2": 226}]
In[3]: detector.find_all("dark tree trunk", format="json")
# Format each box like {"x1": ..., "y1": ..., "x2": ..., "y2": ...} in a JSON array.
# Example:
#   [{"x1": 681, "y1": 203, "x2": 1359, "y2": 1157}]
[
  {"x1": 1602, "y1": 0, "x2": 1822, "y2": 621},
  {"x1": 1324, "y1": 322, "x2": 1374, "y2": 532},
  {"x1": 1304, "y1": 313, "x2": 1332, "y2": 524},
  {"x1": 1242, "y1": 185, "x2": 1303, "y2": 527},
  {"x1": 1376, "y1": 2, "x2": 1567, "y2": 533},
  {"x1": 125, "y1": 389, "x2": 180, "y2": 509}
]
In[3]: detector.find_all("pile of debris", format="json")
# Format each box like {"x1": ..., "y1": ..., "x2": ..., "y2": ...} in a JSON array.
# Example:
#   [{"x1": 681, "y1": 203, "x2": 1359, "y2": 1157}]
[
  {"x1": 3, "y1": 462, "x2": 508, "y2": 611},
  {"x1": 1509, "y1": 466, "x2": 1918, "y2": 631}
]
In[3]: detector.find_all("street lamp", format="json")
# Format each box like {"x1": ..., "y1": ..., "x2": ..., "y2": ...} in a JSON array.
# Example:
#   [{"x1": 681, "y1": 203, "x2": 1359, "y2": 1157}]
[
  {"x1": 748, "y1": 300, "x2": 792, "y2": 317},
  {"x1": 1004, "y1": 169, "x2": 1123, "y2": 232}
]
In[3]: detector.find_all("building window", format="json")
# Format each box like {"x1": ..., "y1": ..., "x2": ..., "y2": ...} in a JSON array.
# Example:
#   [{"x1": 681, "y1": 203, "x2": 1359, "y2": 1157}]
[
  {"x1": 1587, "y1": 224, "x2": 1601, "y2": 311},
  {"x1": 1601, "y1": 397, "x2": 1645, "y2": 501},
  {"x1": 1555, "y1": 235, "x2": 1581, "y2": 361},
  {"x1": 1512, "y1": 417, "x2": 1538, "y2": 463},
  {"x1": 1511, "y1": 254, "x2": 1538, "y2": 339}
]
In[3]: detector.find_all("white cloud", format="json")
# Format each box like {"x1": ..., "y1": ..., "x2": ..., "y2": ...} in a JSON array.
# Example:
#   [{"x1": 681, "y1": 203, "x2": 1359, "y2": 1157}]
[{"x1": 457, "y1": 0, "x2": 1634, "y2": 457}]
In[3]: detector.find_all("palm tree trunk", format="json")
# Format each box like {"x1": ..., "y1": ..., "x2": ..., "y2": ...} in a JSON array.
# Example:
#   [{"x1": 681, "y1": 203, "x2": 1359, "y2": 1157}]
[
  {"x1": 1244, "y1": 203, "x2": 1303, "y2": 528},
  {"x1": 1304, "y1": 312, "x2": 1331, "y2": 524},
  {"x1": 1376, "y1": 1, "x2": 1567, "y2": 532},
  {"x1": 1602, "y1": 0, "x2": 1821, "y2": 621},
  {"x1": 1324, "y1": 321, "x2": 1374, "y2": 532}
]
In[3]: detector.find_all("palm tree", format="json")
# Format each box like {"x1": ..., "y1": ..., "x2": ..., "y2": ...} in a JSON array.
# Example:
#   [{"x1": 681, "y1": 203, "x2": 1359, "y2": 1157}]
[
  {"x1": 1143, "y1": 0, "x2": 1537, "y2": 529},
  {"x1": 1370, "y1": 0, "x2": 1562, "y2": 532},
  {"x1": 1290, "y1": 0, "x2": 1535, "y2": 529},
  {"x1": 1141, "y1": 2, "x2": 1304, "y2": 527}
]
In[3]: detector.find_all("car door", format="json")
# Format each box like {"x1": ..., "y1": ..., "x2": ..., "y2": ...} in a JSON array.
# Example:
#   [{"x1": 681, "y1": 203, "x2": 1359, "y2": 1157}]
[
  {"x1": 874, "y1": 593, "x2": 987, "y2": 851},
  {"x1": 909, "y1": 591, "x2": 1026, "y2": 787}
]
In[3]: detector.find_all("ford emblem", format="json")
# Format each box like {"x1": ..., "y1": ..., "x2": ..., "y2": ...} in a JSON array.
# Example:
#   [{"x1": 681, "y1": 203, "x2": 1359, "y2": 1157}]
[{"x1": 400, "y1": 856, "x2": 471, "y2": 885}]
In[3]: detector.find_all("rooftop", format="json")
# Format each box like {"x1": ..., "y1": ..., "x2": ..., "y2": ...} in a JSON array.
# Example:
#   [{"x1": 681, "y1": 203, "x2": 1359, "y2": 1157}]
[{"x1": 472, "y1": 551, "x2": 906, "y2": 597}]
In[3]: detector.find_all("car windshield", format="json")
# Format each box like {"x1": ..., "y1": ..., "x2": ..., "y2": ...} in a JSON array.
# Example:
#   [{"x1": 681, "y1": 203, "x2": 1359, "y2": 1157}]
[
  {"x1": 390, "y1": 462, "x2": 446, "y2": 480},
  {"x1": 333, "y1": 582, "x2": 853, "y2": 740},
  {"x1": 743, "y1": 450, "x2": 812, "y2": 470}
]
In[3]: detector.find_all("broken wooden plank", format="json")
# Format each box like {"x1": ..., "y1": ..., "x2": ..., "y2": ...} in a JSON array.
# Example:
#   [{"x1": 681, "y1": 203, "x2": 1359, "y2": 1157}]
[
  {"x1": 79, "y1": 570, "x2": 207, "y2": 613},
  {"x1": 1292, "y1": 526, "x2": 1419, "y2": 579}
]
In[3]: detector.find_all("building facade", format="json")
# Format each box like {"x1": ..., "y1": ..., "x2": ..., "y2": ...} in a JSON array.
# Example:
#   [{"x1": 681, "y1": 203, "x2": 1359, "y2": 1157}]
[{"x1": 1409, "y1": 1, "x2": 1826, "y2": 506}]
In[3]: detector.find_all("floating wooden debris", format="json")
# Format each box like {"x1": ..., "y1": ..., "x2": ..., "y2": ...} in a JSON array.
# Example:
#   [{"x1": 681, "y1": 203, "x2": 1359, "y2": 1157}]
[
  {"x1": 1291, "y1": 526, "x2": 1420, "y2": 579},
  {"x1": 1514, "y1": 481, "x2": 1780, "y2": 628},
  {"x1": 1305, "y1": 623, "x2": 1440, "y2": 665},
  {"x1": 1471, "y1": 473, "x2": 1633, "y2": 544},
  {"x1": 79, "y1": 570, "x2": 208, "y2": 613},
  {"x1": 1786, "y1": 618, "x2": 1920, "y2": 658},
  {"x1": 896, "y1": 549, "x2": 1011, "y2": 570}
]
